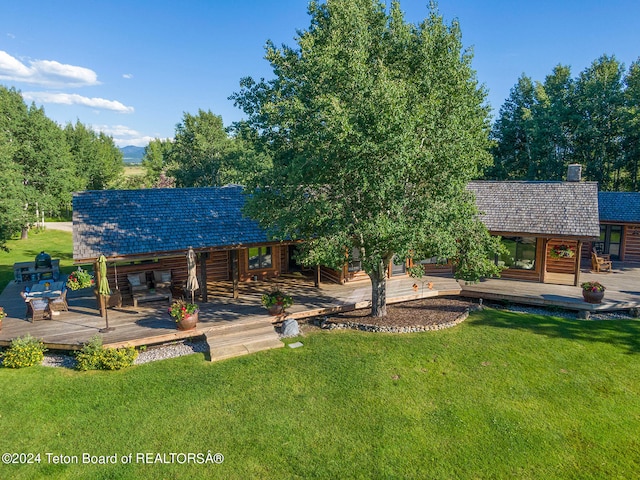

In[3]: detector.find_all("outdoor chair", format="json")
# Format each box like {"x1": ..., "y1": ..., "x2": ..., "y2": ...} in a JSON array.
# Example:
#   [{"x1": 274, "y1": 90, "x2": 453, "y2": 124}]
[
  {"x1": 591, "y1": 251, "x2": 612, "y2": 273},
  {"x1": 152, "y1": 270, "x2": 172, "y2": 290},
  {"x1": 49, "y1": 288, "x2": 69, "y2": 313},
  {"x1": 127, "y1": 272, "x2": 149, "y2": 293},
  {"x1": 26, "y1": 298, "x2": 50, "y2": 322}
]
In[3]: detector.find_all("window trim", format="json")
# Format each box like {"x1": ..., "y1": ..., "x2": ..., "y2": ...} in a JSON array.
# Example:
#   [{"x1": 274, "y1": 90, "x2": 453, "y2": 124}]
[{"x1": 248, "y1": 246, "x2": 273, "y2": 270}]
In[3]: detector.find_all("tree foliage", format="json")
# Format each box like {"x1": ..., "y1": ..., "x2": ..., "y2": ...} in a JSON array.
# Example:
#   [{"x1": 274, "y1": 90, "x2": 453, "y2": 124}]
[
  {"x1": 232, "y1": 0, "x2": 501, "y2": 316},
  {"x1": 489, "y1": 55, "x2": 640, "y2": 191},
  {"x1": 0, "y1": 85, "x2": 125, "y2": 246}
]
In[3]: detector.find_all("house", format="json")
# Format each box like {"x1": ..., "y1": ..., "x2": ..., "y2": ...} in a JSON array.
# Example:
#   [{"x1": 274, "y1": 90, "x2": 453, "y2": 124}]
[
  {"x1": 468, "y1": 176, "x2": 600, "y2": 286},
  {"x1": 73, "y1": 166, "x2": 601, "y2": 295},
  {"x1": 582, "y1": 191, "x2": 640, "y2": 262},
  {"x1": 73, "y1": 185, "x2": 299, "y2": 301}
]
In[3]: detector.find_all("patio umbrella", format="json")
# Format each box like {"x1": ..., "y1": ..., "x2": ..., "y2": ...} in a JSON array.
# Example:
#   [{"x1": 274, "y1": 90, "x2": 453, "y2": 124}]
[
  {"x1": 186, "y1": 247, "x2": 199, "y2": 304},
  {"x1": 98, "y1": 255, "x2": 114, "y2": 333}
]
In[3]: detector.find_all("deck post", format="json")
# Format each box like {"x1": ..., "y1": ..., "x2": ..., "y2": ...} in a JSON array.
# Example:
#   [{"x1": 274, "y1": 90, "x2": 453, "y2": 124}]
[
  {"x1": 574, "y1": 240, "x2": 583, "y2": 286},
  {"x1": 315, "y1": 265, "x2": 321, "y2": 288},
  {"x1": 231, "y1": 250, "x2": 239, "y2": 299},
  {"x1": 199, "y1": 252, "x2": 209, "y2": 303}
]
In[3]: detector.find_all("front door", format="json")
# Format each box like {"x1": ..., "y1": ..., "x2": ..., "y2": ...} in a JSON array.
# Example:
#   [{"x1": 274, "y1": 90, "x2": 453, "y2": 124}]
[{"x1": 599, "y1": 225, "x2": 623, "y2": 260}]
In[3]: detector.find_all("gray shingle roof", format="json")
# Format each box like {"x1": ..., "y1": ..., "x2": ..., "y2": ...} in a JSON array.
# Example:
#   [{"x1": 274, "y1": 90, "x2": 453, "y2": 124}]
[
  {"x1": 598, "y1": 191, "x2": 640, "y2": 223},
  {"x1": 467, "y1": 181, "x2": 600, "y2": 238},
  {"x1": 73, "y1": 185, "x2": 270, "y2": 262}
]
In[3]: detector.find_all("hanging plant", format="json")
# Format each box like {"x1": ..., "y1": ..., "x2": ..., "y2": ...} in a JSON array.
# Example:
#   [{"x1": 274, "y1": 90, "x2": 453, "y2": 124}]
[
  {"x1": 66, "y1": 268, "x2": 94, "y2": 290},
  {"x1": 550, "y1": 244, "x2": 575, "y2": 259}
]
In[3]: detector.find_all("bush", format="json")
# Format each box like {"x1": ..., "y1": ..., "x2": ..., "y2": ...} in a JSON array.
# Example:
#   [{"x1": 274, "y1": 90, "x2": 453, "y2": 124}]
[
  {"x1": 75, "y1": 335, "x2": 138, "y2": 371},
  {"x1": 1, "y1": 334, "x2": 47, "y2": 368}
]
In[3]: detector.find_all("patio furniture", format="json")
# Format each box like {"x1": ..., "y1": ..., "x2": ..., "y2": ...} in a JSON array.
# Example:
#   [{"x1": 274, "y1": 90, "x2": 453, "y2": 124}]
[
  {"x1": 26, "y1": 298, "x2": 50, "y2": 322},
  {"x1": 132, "y1": 290, "x2": 172, "y2": 307},
  {"x1": 49, "y1": 288, "x2": 69, "y2": 313},
  {"x1": 152, "y1": 270, "x2": 172, "y2": 290},
  {"x1": 591, "y1": 251, "x2": 612, "y2": 273}
]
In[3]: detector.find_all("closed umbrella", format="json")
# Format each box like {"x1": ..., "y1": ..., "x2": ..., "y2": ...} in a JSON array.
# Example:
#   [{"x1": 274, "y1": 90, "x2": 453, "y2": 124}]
[
  {"x1": 98, "y1": 255, "x2": 114, "y2": 333},
  {"x1": 186, "y1": 247, "x2": 199, "y2": 304}
]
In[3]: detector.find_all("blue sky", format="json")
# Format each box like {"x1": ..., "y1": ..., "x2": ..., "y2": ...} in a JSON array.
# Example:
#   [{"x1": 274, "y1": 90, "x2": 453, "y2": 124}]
[{"x1": 1, "y1": 0, "x2": 639, "y2": 147}]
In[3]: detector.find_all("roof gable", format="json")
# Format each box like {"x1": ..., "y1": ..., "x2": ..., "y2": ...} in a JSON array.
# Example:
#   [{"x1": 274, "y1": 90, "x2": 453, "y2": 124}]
[
  {"x1": 468, "y1": 181, "x2": 600, "y2": 238},
  {"x1": 73, "y1": 186, "x2": 270, "y2": 262}
]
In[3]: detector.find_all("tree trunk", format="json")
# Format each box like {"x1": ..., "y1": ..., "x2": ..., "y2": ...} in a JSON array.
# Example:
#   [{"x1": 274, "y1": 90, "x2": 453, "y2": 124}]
[
  {"x1": 20, "y1": 226, "x2": 29, "y2": 240},
  {"x1": 370, "y1": 260, "x2": 387, "y2": 317}
]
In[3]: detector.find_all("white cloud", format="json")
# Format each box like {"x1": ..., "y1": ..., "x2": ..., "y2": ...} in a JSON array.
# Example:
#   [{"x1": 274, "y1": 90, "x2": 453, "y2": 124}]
[
  {"x1": 0, "y1": 50, "x2": 99, "y2": 87},
  {"x1": 22, "y1": 91, "x2": 134, "y2": 113},
  {"x1": 92, "y1": 124, "x2": 161, "y2": 147},
  {"x1": 122, "y1": 73, "x2": 133, "y2": 79}
]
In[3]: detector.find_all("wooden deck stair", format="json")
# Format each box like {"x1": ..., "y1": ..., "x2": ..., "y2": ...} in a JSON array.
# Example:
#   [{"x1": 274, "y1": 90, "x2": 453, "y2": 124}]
[{"x1": 205, "y1": 317, "x2": 283, "y2": 362}]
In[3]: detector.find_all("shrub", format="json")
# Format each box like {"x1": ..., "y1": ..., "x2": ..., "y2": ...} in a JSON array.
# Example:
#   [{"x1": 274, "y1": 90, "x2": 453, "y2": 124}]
[
  {"x1": 75, "y1": 335, "x2": 138, "y2": 371},
  {"x1": 1, "y1": 334, "x2": 47, "y2": 368}
]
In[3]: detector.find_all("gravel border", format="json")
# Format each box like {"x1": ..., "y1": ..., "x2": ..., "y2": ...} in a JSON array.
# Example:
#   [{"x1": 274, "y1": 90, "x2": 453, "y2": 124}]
[{"x1": 41, "y1": 337, "x2": 209, "y2": 369}]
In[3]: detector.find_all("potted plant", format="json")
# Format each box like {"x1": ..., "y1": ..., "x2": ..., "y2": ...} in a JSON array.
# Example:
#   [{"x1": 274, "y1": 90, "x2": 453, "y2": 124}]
[
  {"x1": 66, "y1": 268, "x2": 94, "y2": 290},
  {"x1": 261, "y1": 289, "x2": 293, "y2": 316},
  {"x1": 0, "y1": 306, "x2": 6, "y2": 330},
  {"x1": 581, "y1": 281, "x2": 606, "y2": 304},
  {"x1": 168, "y1": 299, "x2": 199, "y2": 330}
]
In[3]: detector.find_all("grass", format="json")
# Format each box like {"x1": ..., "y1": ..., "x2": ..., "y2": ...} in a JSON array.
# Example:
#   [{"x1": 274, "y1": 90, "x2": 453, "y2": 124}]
[
  {"x1": 0, "y1": 229, "x2": 76, "y2": 291},
  {"x1": 1, "y1": 310, "x2": 639, "y2": 479}
]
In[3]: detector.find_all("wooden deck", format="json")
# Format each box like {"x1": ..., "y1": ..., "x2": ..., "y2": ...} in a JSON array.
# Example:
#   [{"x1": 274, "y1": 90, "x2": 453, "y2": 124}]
[
  {"x1": 0, "y1": 273, "x2": 461, "y2": 351},
  {"x1": 1, "y1": 262, "x2": 637, "y2": 352},
  {"x1": 462, "y1": 261, "x2": 640, "y2": 314}
]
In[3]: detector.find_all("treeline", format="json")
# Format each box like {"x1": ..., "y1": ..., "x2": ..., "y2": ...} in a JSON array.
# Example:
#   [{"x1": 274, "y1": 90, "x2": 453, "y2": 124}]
[
  {"x1": 137, "y1": 110, "x2": 270, "y2": 189},
  {"x1": 0, "y1": 86, "x2": 123, "y2": 246},
  {"x1": 487, "y1": 55, "x2": 640, "y2": 191}
]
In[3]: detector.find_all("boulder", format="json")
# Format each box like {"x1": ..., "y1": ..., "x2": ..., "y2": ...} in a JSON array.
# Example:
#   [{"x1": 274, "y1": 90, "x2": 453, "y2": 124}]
[{"x1": 281, "y1": 319, "x2": 300, "y2": 337}]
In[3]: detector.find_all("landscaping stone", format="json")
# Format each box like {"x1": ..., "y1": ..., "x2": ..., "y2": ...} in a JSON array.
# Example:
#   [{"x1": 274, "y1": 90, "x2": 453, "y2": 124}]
[
  {"x1": 288, "y1": 342, "x2": 304, "y2": 348},
  {"x1": 281, "y1": 319, "x2": 300, "y2": 337}
]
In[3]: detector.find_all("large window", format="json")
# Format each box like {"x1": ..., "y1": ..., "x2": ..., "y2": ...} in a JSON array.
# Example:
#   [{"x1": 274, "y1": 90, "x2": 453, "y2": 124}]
[
  {"x1": 348, "y1": 247, "x2": 362, "y2": 272},
  {"x1": 248, "y1": 246, "x2": 272, "y2": 270},
  {"x1": 498, "y1": 237, "x2": 537, "y2": 270}
]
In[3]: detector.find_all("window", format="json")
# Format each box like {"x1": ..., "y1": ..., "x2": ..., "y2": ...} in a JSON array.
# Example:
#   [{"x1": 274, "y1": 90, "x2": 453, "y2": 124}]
[
  {"x1": 248, "y1": 247, "x2": 272, "y2": 270},
  {"x1": 497, "y1": 237, "x2": 536, "y2": 270},
  {"x1": 348, "y1": 247, "x2": 362, "y2": 272}
]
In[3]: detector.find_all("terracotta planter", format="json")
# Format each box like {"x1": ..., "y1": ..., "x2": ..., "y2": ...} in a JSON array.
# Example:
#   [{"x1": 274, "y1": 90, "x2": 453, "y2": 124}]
[
  {"x1": 268, "y1": 304, "x2": 284, "y2": 316},
  {"x1": 412, "y1": 284, "x2": 418, "y2": 291},
  {"x1": 176, "y1": 312, "x2": 198, "y2": 331},
  {"x1": 582, "y1": 289, "x2": 604, "y2": 304}
]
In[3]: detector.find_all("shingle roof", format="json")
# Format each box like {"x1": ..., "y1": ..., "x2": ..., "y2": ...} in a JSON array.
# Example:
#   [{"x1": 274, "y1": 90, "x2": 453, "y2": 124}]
[
  {"x1": 73, "y1": 185, "x2": 270, "y2": 262},
  {"x1": 598, "y1": 191, "x2": 640, "y2": 223},
  {"x1": 467, "y1": 181, "x2": 600, "y2": 238}
]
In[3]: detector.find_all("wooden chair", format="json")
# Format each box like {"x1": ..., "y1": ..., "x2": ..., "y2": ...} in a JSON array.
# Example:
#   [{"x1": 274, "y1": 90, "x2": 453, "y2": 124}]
[
  {"x1": 49, "y1": 289, "x2": 69, "y2": 313},
  {"x1": 26, "y1": 298, "x2": 50, "y2": 322},
  {"x1": 591, "y1": 252, "x2": 612, "y2": 273}
]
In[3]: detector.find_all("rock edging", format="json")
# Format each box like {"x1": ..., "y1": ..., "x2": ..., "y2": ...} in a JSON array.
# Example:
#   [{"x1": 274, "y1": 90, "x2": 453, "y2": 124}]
[{"x1": 327, "y1": 309, "x2": 470, "y2": 333}]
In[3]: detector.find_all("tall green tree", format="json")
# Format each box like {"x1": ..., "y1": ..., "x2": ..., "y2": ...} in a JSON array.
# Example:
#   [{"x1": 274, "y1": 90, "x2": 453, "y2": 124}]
[
  {"x1": 167, "y1": 110, "x2": 234, "y2": 187},
  {"x1": 142, "y1": 137, "x2": 173, "y2": 186},
  {"x1": 64, "y1": 121, "x2": 124, "y2": 191},
  {"x1": 623, "y1": 59, "x2": 640, "y2": 190},
  {"x1": 487, "y1": 75, "x2": 536, "y2": 179},
  {"x1": 573, "y1": 55, "x2": 625, "y2": 189},
  {"x1": 233, "y1": 0, "x2": 501, "y2": 316},
  {"x1": 531, "y1": 65, "x2": 576, "y2": 180}
]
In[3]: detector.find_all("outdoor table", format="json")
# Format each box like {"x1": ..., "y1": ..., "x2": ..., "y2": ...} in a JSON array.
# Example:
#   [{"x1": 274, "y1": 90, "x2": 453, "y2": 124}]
[{"x1": 26, "y1": 281, "x2": 65, "y2": 299}]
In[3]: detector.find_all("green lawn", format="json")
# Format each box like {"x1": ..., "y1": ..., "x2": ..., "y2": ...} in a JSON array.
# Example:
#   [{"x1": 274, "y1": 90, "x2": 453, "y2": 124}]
[
  {"x1": 1, "y1": 310, "x2": 639, "y2": 479},
  {"x1": 0, "y1": 229, "x2": 75, "y2": 291}
]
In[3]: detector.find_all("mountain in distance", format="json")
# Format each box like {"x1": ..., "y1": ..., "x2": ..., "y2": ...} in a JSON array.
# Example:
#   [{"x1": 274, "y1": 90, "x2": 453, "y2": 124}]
[{"x1": 119, "y1": 145, "x2": 145, "y2": 164}]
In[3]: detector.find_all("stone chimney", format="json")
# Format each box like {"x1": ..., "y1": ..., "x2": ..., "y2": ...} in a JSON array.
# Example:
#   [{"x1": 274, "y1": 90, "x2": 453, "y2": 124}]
[{"x1": 567, "y1": 164, "x2": 582, "y2": 182}]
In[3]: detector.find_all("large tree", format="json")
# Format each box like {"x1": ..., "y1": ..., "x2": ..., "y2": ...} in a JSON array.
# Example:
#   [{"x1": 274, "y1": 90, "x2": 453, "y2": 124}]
[{"x1": 232, "y1": 0, "x2": 501, "y2": 316}]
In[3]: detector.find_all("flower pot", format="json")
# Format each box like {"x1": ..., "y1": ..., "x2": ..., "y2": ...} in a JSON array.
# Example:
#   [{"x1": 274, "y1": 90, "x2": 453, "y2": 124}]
[
  {"x1": 177, "y1": 312, "x2": 198, "y2": 330},
  {"x1": 427, "y1": 282, "x2": 434, "y2": 290},
  {"x1": 412, "y1": 284, "x2": 418, "y2": 291},
  {"x1": 582, "y1": 290, "x2": 604, "y2": 304},
  {"x1": 268, "y1": 304, "x2": 284, "y2": 316}
]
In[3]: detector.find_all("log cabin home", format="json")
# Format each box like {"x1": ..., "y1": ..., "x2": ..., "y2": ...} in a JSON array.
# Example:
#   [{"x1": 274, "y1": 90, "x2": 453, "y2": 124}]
[{"x1": 73, "y1": 165, "x2": 604, "y2": 298}]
